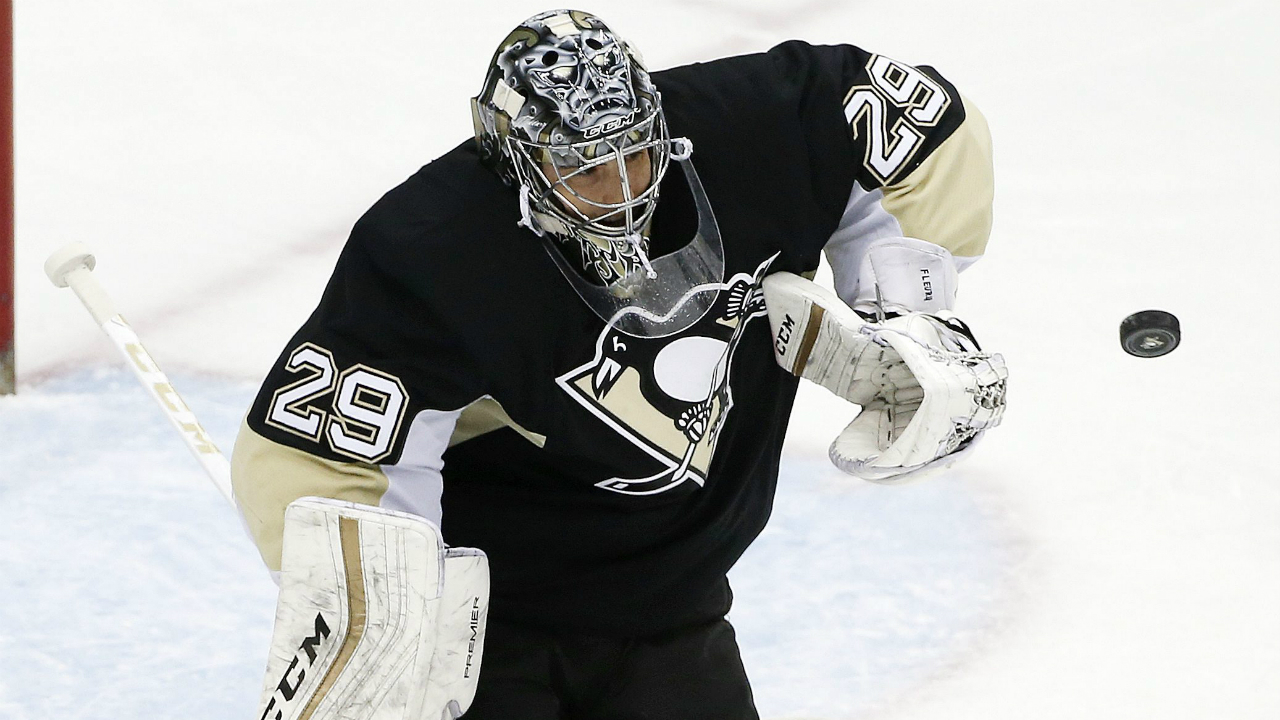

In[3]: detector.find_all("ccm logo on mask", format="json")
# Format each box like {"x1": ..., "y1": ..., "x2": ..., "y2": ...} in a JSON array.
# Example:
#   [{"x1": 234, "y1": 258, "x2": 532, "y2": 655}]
[{"x1": 583, "y1": 111, "x2": 636, "y2": 139}]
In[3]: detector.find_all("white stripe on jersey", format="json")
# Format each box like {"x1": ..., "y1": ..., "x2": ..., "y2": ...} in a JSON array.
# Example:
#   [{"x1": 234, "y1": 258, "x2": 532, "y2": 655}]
[
  {"x1": 825, "y1": 180, "x2": 906, "y2": 307},
  {"x1": 379, "y1": 406, "x2": 462, "y2": 528}
]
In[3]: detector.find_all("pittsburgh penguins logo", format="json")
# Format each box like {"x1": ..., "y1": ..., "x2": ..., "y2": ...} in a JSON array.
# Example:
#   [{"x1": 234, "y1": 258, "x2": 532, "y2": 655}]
[{"x1": 557, "y1": 255, "x2": 777, "y2": 495}]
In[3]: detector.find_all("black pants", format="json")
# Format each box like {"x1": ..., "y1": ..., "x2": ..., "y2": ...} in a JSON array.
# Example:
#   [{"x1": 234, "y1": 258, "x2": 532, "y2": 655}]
[{"x1": 462, "y1": 618, "x2": 759, "y2": 720}]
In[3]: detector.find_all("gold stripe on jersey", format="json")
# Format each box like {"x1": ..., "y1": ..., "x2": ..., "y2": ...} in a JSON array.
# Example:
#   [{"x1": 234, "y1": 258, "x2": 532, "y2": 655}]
[
  {"x1": 232, "y1": 419, "x2": 389, "y2": 572},
  {"x1": 879, "y1": 94, "x2": 994, "y2": 260},
  {"x1": 449, "y1": 396, "x2": 548, "y2": 449}
]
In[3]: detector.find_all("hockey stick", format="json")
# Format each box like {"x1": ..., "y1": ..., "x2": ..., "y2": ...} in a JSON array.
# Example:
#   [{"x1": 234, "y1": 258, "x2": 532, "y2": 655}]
[{"x1": 43, "y1": 242, "x2": 234, "y2": 506}]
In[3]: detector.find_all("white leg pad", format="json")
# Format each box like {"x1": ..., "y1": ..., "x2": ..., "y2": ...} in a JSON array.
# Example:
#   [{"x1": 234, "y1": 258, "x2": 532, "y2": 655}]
[
  {"x1": 422, "y1": 549, "x2": 490, "y2": 719},
  {"x1": 256, "y1": 497, "x2": 488, "y2": 720}
]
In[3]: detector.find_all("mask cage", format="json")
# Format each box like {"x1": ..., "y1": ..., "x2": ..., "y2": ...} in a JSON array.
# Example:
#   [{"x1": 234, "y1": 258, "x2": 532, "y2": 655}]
[{"x1": 506, "y1": 111, "x2": 673, "y2": 241}]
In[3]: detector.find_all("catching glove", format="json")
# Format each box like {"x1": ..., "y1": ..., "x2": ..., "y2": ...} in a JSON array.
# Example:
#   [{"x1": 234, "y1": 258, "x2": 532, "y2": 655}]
[{"x1": 763, "y1": 271, "x2": 1007, "y2": 482}]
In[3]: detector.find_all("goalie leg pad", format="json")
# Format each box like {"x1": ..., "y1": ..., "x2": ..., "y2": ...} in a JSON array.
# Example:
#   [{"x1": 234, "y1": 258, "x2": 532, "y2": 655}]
[
  {"x1": 256, "y1": 497, "x2": 488, "y2": 720},
  {"x1": 422, "y1": 548, "x2": 490, "y2": 719}
]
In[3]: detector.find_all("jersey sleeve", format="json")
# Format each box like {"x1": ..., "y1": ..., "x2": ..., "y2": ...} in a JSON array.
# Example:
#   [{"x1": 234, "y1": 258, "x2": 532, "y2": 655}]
[
  {"x1": 765, "y1": 41, "x2": 994, "y2": 307},
  {"x1": 232, "y1": 220, "x2": 486, "y2": 572}
]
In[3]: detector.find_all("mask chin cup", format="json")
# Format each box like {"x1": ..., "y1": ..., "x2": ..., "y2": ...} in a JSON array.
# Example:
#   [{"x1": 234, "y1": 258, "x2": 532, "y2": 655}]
[{"x1": 539, "y1": 153, "x2": 725, "y2": 339}]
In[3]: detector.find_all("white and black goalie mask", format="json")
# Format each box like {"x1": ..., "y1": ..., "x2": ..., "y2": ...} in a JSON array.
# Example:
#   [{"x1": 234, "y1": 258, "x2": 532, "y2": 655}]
[{"x1": 472, "y1": 10, "x2": 724, "y2": 338}]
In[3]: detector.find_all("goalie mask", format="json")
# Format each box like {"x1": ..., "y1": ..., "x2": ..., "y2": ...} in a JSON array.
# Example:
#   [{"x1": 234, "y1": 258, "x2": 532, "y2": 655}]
[{"x1": 472, "y1": 9, "x2": 724, "y2": 338}]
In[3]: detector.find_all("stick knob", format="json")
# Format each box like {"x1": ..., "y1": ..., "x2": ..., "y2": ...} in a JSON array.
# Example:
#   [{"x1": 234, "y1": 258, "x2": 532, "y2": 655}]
[
  {"x1": 44, "y1": 242, "x2": 97, "y2": 288},
  {"x1": 44, "y1": 242, "x2": 117, "y2": 325}
]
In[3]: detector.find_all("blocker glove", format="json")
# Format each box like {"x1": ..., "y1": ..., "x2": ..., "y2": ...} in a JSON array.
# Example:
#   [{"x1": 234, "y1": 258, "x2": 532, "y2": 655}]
[{"x1": 763, "y1": 271, "x2": 1007, "y2": 482}]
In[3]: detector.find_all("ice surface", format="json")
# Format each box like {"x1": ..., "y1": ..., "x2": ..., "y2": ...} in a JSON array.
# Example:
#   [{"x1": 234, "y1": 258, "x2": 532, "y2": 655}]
[
  {"x1": 0, "y1": 370, "x2": 1017, "y2": 718},
  {"x1": 0, "y1": 372, "x2": 274, "y2": 718},
  {"x1": 5, "y1": 0, "x2": 1280, "y2": 718}
]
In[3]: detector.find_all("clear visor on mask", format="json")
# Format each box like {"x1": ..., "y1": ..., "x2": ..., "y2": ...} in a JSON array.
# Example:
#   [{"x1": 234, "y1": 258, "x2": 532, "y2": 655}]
[{"x1": 536, "y1": 146, "x2": 725, "y2": 338}]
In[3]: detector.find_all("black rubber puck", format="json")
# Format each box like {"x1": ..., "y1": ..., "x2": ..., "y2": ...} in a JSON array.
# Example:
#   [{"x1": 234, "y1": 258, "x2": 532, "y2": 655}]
[{"x1": 1120, "y1": 310, "x2": 1181, "y2": 357}]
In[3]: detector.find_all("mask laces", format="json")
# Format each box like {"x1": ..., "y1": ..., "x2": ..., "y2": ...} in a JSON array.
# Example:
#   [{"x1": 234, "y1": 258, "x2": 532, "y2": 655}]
[
  {"x1": 671, "y1": 137, "x2": 693, "y2": 161},
  {"x1": 627, "y1": 232, "x2": 658, "y2": 279},
  {"x1": 517, "y1": 185, "x2": 544, "y2": 237}
]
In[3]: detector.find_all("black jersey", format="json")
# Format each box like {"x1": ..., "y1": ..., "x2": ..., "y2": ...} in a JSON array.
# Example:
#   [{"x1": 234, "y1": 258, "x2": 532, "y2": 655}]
[{"x1": 234, "y1": 41, "x2": 986, "y2": 637}]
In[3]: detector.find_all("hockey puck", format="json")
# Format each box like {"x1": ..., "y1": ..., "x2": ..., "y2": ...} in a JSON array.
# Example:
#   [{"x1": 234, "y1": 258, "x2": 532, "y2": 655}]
[{"x1": 1120, "y1": 310, "x2": 1180, "y2": 358}]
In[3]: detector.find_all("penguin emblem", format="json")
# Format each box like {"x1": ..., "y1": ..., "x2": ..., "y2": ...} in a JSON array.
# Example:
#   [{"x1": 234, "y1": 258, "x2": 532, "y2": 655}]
[{"x1": 557, "y1": 254, "x2": 776, "y2": 495}]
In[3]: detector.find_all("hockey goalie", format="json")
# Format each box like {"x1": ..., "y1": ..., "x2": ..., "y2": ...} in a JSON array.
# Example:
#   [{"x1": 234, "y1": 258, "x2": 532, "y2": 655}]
[{"x1": 232, "y1": 9, "x2": 1007, "y2": 719}]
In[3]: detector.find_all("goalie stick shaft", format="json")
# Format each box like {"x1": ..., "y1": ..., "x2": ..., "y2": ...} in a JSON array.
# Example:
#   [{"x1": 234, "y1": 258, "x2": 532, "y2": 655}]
[{"x1": 44, "y1": 243, "x2": 235, "y2": 506}]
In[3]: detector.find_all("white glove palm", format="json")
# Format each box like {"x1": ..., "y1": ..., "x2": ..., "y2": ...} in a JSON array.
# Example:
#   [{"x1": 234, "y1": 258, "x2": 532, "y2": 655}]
[{"x1": 830, "y1": 312, "x2": 1006, "y2": 481}]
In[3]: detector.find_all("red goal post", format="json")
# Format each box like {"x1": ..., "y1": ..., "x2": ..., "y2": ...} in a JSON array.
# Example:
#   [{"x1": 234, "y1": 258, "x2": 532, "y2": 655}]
[{"x1": 1, "y1": 0, "x2": 12, "y2": 394}]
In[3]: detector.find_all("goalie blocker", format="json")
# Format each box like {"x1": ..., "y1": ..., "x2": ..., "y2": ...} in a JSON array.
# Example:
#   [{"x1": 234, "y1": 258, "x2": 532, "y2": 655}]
[
  {"x1": 257, "y1": 498, "x2": 489, "y2": 720},
  {"x1": 763, "y1": 270, "x2": 1007, "y2": 482}
]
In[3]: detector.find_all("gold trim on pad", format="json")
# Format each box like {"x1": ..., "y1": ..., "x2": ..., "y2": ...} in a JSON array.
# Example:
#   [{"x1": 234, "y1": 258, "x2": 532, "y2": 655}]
[
  {"x1": 298, "y1": 517, "x2": 367, "y2": 720},
  {"x1": 794, "y1": 304, "x2": 826, "y2": 374}
]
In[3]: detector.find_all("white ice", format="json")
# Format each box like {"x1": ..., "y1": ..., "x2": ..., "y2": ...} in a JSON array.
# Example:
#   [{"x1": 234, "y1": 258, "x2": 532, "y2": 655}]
[{"x1": 4, "y1": 1, "x2": 1278, "y2": 718}]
